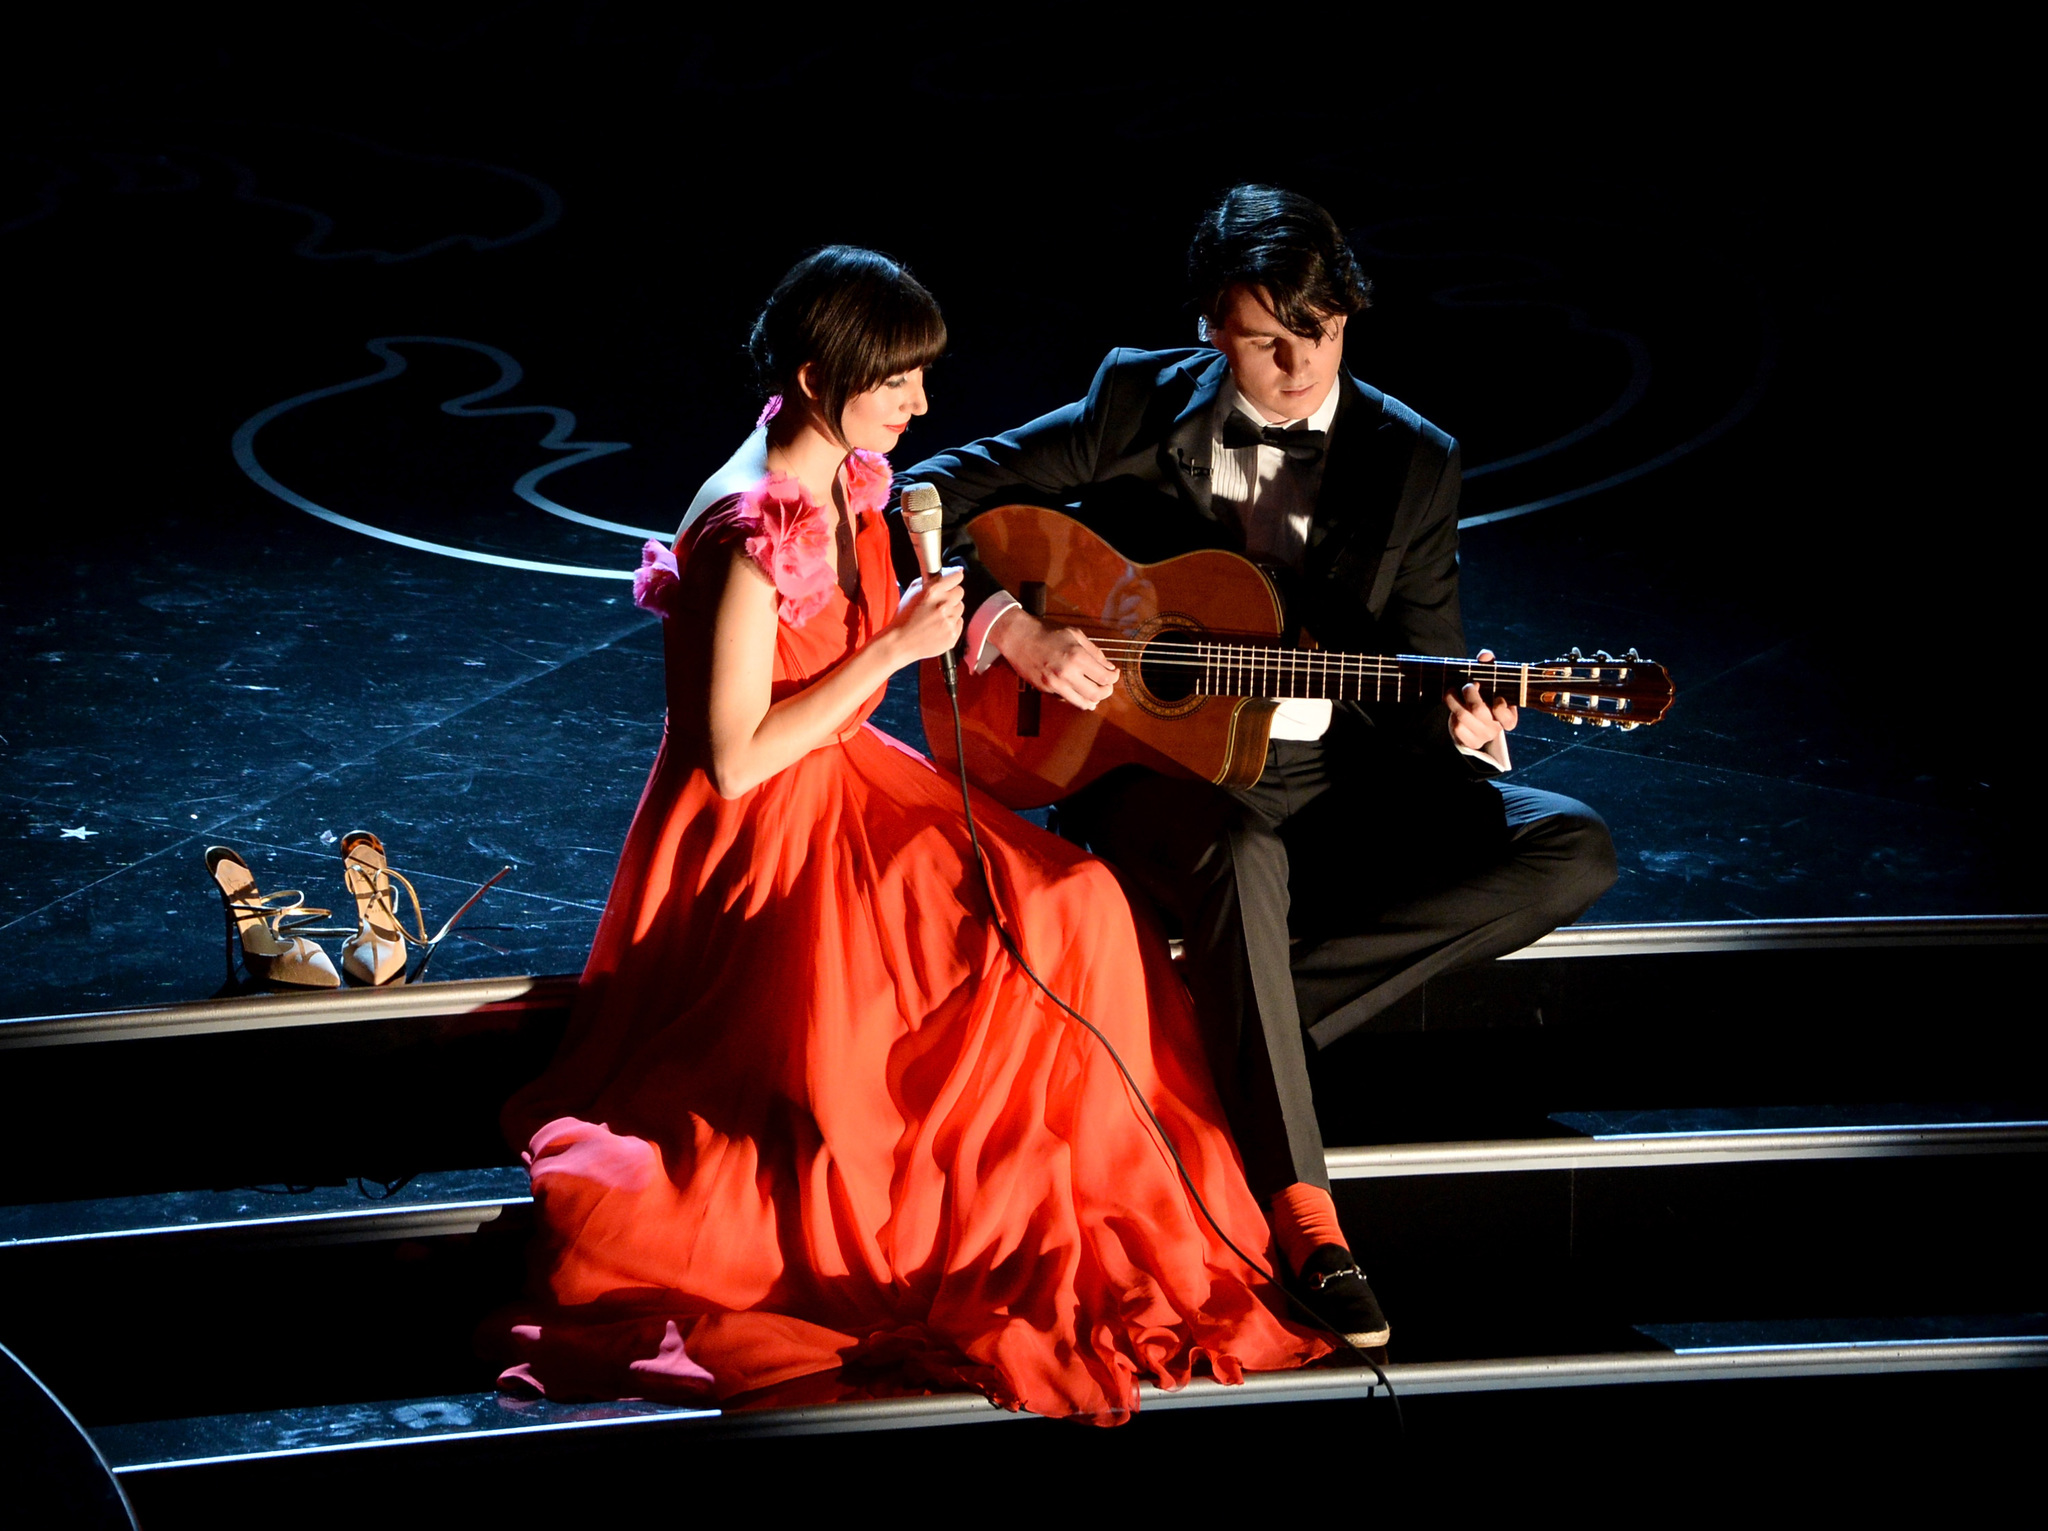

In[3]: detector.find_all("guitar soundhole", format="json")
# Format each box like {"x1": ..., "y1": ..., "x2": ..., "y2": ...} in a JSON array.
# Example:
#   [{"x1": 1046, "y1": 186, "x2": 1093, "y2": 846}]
[
  {"x1": 1138, "y1": 635, "x2": 1202, "y2": 704},
  {"x1": 1130, "y1": 614, "x2": 1204, "y2": 716}
]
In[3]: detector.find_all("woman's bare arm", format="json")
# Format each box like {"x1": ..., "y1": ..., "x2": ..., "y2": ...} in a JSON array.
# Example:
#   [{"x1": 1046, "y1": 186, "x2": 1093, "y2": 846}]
[{"x1": 702, "y1": 550, "x2": 963, "y2": 798}]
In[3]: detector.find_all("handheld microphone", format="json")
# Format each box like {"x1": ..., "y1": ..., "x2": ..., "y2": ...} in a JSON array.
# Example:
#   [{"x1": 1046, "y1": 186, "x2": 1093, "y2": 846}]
[{"x1": 899, "y1": 484, "x2": 957, "y2": 694}]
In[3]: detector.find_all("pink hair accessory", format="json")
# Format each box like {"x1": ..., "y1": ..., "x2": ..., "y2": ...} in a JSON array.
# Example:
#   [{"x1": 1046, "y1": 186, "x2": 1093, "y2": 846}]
[
  {"x1": 632, "y1": 539, "x2": 682, "y2": 617},
  {"x1": 755, "y1": 394, "x2": 783, "y2": 428}
]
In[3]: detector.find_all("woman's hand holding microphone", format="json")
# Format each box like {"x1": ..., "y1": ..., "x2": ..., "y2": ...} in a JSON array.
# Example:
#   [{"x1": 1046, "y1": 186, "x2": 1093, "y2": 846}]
[{"x1": 889, "y1": 568, "x2": 966, "y2": 667}]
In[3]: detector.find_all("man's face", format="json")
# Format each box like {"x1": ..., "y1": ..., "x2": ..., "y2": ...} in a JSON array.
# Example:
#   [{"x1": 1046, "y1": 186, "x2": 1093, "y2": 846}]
[{"x1": 1206, "y1": 284, "x2": 1347, "y2": 422}]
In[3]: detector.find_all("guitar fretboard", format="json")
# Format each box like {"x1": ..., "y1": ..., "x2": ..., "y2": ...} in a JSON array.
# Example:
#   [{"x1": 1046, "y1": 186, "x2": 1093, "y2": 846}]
[{"x1": 1117, "y1": 639, "x2": 1536, "y2": 704}]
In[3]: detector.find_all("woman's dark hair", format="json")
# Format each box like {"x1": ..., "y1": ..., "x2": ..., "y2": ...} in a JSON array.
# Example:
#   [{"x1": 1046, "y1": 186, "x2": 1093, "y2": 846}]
[
  {"x1": 1187, "y1": 185, "x2": 1372, "y2": 339},
  {"x1": 747, "y1": 245, "x2": 946, "y2": 439}
]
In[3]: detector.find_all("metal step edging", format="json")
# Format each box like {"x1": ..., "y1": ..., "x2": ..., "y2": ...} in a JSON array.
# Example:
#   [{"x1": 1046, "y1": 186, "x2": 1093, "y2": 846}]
[
  {"x1": 0, "y1": 974, "x2": 579, "y2": 1049},
  {"x1": 1324, "y1": 1124, "x2": 2048, "y2": 1178},
  {"x1": 97, "y1": 1338, "x2": 2048, "y2": 1471},
  {"x1": 9, "y1": 915, "x2": 2045, "y2": 1050},
  {"x1": 1498, "y1": 913, "x2": 2048, "y2": 960},
  {"x1": 13, "y1": 1122, "x2": 2046, "y2": 1254}
]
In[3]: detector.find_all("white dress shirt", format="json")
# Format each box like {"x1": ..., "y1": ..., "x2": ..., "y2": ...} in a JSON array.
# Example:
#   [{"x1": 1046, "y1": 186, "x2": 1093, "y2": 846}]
[{"x1": 1209, "y1": 379, "x2": 1342, "y2": 741}]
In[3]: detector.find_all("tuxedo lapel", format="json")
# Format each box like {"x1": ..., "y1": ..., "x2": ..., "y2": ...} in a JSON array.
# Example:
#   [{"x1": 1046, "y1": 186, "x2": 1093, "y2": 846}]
[
  {"x1": 1159, "y1": 353, "x2": 1230, "y2": 522},
  {"x1": 1307, "y1": 375, "x2": 1402, "y2": 593}
]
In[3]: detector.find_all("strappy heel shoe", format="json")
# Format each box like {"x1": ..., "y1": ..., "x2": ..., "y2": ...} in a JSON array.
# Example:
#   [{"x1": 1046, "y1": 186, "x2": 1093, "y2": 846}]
[
  {"x1": 206, "y1": 845, "x2": 344, "y2": 989},
  {"x1": 340, "y1": 831, "x2": 511, "y2": 986}
]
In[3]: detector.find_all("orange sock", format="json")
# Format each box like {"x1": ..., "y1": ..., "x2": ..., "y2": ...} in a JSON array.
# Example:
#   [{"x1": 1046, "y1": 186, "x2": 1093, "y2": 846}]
[{"x1": 1269, "y1": 1182, "x2": 1349, "y2": 1274}]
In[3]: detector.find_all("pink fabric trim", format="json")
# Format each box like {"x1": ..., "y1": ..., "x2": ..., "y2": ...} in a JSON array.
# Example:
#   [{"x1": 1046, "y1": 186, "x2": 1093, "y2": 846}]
[
  {"x1": 756, "y1": 394, "x2": 783, "y2": 428},
  {"x1": 630, "y1": 1320, "x2": 717, "y2": 1389},
  {"x1": 632, "y1": 539, "x2": 681, "y2": 617},
  {"x1": 841, "y1": 448, "x2": 892, "y2": 520},
  {"x1": 738, "y1": 474, "x2": 837, "y2": 628},
  {"x1": 630, "y1": 453, "x2": 893, "y2": 629},
  {"x1": 526, "y1": 1115, "x2": 660, "y2": 1193}
]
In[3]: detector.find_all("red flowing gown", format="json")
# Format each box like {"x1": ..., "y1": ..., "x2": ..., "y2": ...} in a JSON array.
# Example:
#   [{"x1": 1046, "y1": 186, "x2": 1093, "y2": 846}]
[{"x1": 490, "y1": 454, "x2": 1326, "y2": 1422}]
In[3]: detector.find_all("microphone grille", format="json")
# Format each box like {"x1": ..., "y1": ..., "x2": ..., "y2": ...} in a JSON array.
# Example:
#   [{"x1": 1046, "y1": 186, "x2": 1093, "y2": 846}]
[{"x1": 900, "y1": 483, "x2": 944, "y2": 531}]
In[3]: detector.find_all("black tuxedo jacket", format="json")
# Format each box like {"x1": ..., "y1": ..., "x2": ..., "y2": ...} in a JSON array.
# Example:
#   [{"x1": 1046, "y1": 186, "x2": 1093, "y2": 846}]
[{"x1": 897, "y1": 346, "x2": 1484, "y2": 770}]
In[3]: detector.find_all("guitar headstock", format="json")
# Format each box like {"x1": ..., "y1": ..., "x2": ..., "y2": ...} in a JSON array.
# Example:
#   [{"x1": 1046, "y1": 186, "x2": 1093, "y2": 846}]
[{"x1": 1524, "y1": 648, "x2": 1675, "y2": 730}]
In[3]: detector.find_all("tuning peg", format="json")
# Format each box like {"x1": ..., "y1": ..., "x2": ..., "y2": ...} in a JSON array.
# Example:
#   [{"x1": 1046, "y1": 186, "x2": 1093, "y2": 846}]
[
  {"x1": 1626, "y1": 648, "x2": 1641, "y2": 662},
  {"x1": 1569, "y1": 646, "x2": 1582, "y2": 661},
  {"x1": 1594, "y1": 717, "x2": 1612, "y2": 727},
  {"x1": 1567, "y1": 715, "x2": 1585, "y2": 726},
  {"x1": 1619, "y1": 721, "x2": 1640, "y2": 731},
  {"x1": 1596, "y1": 649, "x2": 1614, "y2": 661}
]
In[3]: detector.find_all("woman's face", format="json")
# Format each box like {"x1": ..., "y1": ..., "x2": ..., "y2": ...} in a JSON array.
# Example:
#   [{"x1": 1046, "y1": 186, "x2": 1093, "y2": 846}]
[{"x1": 837, "y1": 368, "x2": 928, "y2": 453}]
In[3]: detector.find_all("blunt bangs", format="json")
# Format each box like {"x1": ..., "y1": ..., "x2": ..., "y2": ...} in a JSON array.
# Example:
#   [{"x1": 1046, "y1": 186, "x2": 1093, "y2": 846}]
[{"x1": 749, "y1": 246, "x2": 947, "y2": 441}]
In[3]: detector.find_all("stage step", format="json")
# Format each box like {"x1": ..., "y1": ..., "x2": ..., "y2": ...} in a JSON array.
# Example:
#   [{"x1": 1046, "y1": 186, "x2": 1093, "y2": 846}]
[
  {"x1": 5, "y1": 1105, "x2": 2036, "y2": 1260},
  {"x1": 1635, "y1": 1313, "x2": 2048, "y2": 1355},
  {"x1": 95, "y1": 1320, "x2": 2048, "y2": 1476},
  {"x1": 0, "y1": 1168, "x2": 531, "y2": 1250},
  {"x1": 4, "y1": 1117, "x2": 2037, "y2": 1427},
  {"x1": 1328, "y1": 1104, "x2": 2048, "y2": 1177},
  {"x1": 2, "y1": 918, "x2": 2041, "y2": 1207},
  {"x1": 4, "y1": 917, "x2": 2041, "y2": 1480},
  {"x1": 6, "y1": 915, "x2": 2039, "y2": 1051},
  {"x1": 1498, "y1": 914, "x2": 2048, "y2": 959},
  {"x1": 0, "y1": 974, "x2": 577, "y2": 1051}
]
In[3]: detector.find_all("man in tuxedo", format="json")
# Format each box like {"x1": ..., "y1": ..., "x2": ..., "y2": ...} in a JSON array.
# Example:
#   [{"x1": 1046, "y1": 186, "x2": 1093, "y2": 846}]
[{"x1": 897, "y1": 186, "x2": 1615, "y2": 1346}]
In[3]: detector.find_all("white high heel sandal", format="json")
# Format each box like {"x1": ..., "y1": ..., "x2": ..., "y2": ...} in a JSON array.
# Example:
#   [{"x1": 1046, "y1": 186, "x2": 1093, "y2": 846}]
[
  {"x1": 205, "y1": 845, "x2": 344, "y2": 989},
  {"x1": 340, "y1": 831, "x2": 511, "y2": 986}
]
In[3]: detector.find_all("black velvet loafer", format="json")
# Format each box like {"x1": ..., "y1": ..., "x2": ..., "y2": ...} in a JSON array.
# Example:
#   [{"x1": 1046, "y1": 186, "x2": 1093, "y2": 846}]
[{"x1": 1292, "y1": 1243, "x2": 1391, "y2": 1348}]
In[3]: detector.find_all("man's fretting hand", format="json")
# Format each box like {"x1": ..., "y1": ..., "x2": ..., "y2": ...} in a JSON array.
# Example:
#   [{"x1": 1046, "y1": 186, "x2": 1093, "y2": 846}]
[
  {"x1": 992, "y1": 609, "x2": 1120, "y2": 710},
  {"x1": 1446, "y1": 648, "x2": 1518, "y2": 752}
]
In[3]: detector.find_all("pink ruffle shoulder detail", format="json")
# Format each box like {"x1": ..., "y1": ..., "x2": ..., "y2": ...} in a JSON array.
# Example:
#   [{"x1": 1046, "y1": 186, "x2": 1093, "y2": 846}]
[
  {"x1": 632, "y1": 540, "x2": 681, "y2": 617},
  {"x1": 631, "y1": 452, "x2": 893, "y2": 629},
  {"x1": 839, "y1": 448, "x2": 892, "y2": 519},
  {"x1": 734, "y1": 474, "x2": 836, "y2": 627}
]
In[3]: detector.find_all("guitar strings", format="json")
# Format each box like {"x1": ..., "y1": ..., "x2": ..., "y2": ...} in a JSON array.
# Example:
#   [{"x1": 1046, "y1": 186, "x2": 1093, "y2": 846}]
[
  {"x1": 1063, "y1": 641, "x2": 1654, "y2": 711},
  {"x1": 1050, "y1": 616, "x2": 1653, "y2": 681},
  {"x1": 1033, "y1": 624, "x2": 1660, "y2": 708},
  {"x1": 1086, "y1": 651, "x2": 1592, "y2": 674},
  {"x1": 1073, "y1": 638, "x2": 1629, "y2": 669},
  {"x1": 1079, "y1": 644, "x2": 1638, "y2": 684}
]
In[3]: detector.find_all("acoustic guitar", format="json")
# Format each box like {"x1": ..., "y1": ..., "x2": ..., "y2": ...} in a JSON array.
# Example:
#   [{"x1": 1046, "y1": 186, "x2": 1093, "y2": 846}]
[{"x1": 919, "y1": 505, "x2": 1675, "y2": 811}]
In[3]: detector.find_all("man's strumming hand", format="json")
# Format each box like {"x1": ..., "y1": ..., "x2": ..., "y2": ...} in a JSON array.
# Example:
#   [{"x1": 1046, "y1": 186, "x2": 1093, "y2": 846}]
[
  {"x1": 1446, "y1": 648, "x2": 1518, "y2": 753},
  {"x1": 991, "y1": 609, "x2": 1120, "y2": 711}
]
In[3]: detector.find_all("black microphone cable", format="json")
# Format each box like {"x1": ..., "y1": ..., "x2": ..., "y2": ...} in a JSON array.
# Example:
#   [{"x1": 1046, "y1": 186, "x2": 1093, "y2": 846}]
[{"x1": 932, "y1": 651, "x2": 1404, "y2": 1435}]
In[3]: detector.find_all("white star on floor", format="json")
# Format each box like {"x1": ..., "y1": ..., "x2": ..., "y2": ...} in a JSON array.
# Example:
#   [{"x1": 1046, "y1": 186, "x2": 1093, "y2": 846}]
[{"x1": 60, "y1": 826, "x2": 98, "y2": 839}]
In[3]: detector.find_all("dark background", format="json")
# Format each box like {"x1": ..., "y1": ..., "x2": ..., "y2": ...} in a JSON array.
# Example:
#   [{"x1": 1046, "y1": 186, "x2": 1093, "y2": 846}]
[{"x1": 3, "y1": 10, "x2": 2037, "y2": 1018}]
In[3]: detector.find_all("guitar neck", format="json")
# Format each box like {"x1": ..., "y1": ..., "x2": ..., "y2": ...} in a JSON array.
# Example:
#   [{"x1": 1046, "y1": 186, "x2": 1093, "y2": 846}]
[{"x1": 1188, "y1": 646, "x2": 1529, "y2": 705}]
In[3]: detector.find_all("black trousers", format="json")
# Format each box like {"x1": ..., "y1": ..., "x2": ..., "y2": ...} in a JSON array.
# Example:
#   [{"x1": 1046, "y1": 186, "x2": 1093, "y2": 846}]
[{"x1": 1061, "y1": 734, "x2": 1617, "y2": 1202}]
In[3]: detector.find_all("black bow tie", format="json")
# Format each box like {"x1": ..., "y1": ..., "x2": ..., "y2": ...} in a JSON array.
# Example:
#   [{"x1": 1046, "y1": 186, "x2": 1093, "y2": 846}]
[{"x1": 1220, "y1": 413, "x2": 1326, "y2": 463}]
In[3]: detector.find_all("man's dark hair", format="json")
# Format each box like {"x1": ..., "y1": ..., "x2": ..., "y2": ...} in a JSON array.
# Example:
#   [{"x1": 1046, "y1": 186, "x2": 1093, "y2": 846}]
[
  {"x1": 748, "y1": 245, "x2": 946, "y2": 440},
  {"x1": 1187, "y1": 185, "x2": 1372, "y2": 340}
]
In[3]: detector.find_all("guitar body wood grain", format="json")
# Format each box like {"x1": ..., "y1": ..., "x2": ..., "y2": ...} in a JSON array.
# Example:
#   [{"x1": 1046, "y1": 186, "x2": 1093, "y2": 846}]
[{"x1": 919, "y1": 505, "x2": 1284, "y2": 811}]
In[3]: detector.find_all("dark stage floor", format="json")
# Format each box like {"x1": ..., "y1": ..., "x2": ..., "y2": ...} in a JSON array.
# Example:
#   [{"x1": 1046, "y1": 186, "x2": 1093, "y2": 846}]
[{"x1": 3, "y1": 19, "x2": 2036, "y2": 1020}]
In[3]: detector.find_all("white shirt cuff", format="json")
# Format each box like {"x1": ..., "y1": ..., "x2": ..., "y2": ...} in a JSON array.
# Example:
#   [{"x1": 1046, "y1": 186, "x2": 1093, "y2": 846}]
[
  {"x1": 966, "y1": 590, "x2": 1020, "y2": 674},
  {"x1": 1453, "y1": 720, "x2": 1512, "y2": 774},
  {"x1": 1266, "y1": 699, "x2": 1334, "y2": 741}
]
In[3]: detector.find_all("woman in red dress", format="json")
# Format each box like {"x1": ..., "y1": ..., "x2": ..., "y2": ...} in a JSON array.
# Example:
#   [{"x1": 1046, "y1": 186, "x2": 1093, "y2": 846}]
[{"x1": 492, "y1": 247, "x2": 1327, "y2": 1422}]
